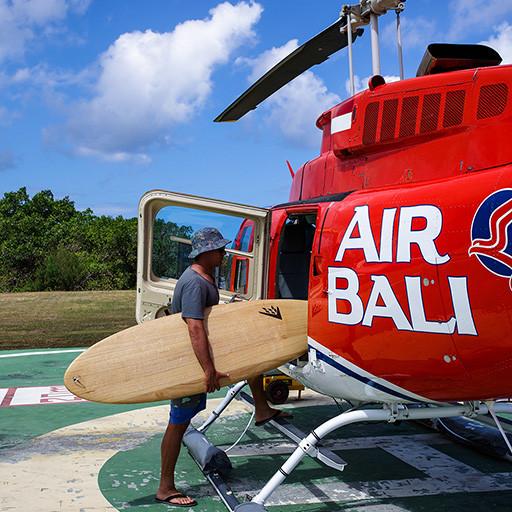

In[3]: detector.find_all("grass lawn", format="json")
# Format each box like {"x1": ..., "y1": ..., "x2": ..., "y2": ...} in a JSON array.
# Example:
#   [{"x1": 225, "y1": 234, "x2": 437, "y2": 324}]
[{"x1": 0, "y1": 290, "x2": 137, "y2": 350}]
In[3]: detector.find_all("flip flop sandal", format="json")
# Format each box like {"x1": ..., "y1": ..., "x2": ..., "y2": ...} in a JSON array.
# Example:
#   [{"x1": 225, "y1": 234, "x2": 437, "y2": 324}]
[
  {"x1": 255, "y1": 410, "x2": 293, "y2": 427},
  {"x1": 155, "y1": 493, "x2": 197, "y2": 507}
]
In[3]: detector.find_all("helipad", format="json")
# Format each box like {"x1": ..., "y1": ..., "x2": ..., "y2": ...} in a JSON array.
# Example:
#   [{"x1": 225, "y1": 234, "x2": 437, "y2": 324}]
[{"x1": 1, "y1": 348, "x2": 512, "y2": 511}]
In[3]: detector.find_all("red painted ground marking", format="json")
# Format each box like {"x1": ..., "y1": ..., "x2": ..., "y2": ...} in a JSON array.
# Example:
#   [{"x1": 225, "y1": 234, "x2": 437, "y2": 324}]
[
  {"x1": 0, "y1": 385, "x2": 87, "y2": 407},
  {"x1": 0, "y1": 387, "x2": 16, "y2": 407}
]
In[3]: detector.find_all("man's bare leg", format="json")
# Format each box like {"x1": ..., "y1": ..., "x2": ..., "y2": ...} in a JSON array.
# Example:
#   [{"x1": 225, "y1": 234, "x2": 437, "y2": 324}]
[
  {"x1": 247, "y1": 375, "x2": 291, "y2": 423},
  {"x1": 156, "y1": 422, "x2": 196, "y2": 506}
]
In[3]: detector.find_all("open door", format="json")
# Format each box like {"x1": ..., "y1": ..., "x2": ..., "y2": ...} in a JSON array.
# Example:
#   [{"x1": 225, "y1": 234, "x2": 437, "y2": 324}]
[{"x1": 136, "y1": 190, "x2": 270, "y2": 323}]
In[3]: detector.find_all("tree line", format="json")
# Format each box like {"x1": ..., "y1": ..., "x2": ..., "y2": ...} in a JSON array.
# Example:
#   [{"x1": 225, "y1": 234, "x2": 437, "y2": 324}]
[{"x1": 0, "y1": 188, "x2": 191, "y2": 292}]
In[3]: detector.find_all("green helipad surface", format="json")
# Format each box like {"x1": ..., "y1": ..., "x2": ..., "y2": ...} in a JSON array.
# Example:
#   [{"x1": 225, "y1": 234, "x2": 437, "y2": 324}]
[{"x1": 1, "y1": 348, "x2": 512, "y2": 511}]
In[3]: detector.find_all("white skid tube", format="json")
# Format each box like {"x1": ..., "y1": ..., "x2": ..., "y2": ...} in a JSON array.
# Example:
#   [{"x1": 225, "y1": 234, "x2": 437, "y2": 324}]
[
  {"x1": 250, "y1": 401, "x2": 512, "y2": 506},
  {"x1": 198, "y1": 381, "x2": 247, "y2": 433}
]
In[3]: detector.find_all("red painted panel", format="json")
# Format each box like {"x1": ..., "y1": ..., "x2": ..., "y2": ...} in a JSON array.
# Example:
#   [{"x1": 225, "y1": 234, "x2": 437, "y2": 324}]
[
  {"x1": 314, "y1": 65, "x2": 512, "y2": 200},
  {"x1": 309, "y1": 166, "x2": 512, "y2": 401}
]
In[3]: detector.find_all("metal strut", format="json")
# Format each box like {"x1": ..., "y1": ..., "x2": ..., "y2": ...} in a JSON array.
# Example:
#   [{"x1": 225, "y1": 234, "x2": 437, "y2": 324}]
[
  {"x1": 198, "y1": 381, "x2": 247, "y2": 433},
  {"x1": 184, "y1": 382, "x2": 249, "y2": 512},
  {"x1": 396, "y1": 3, "x2": 405, "y2": 79},
  {"x1": 343, "y1": 5, "x2": 355, "y2": 96},
  {"x1": 243, "y1": 401, "x2": 512, "y2": 508}
]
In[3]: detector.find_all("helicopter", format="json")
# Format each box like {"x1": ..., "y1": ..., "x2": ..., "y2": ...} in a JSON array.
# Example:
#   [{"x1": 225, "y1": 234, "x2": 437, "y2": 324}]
[{"x1": 136, "y1": 0, "x2": 512, "y2": 509}]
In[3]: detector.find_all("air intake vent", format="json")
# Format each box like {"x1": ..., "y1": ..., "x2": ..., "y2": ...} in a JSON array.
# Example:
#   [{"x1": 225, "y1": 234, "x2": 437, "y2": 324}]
[
  {"x1": 363, "y1": 102, "x2": 379, "y2": 145},
  {"x1": 420, "y1": 93, "x2": 441, "y2": 133},
  {"x1": 380, "y1": 99, "x2": 398, "y2": 141},
  {"x1": 399, "y1": 96, "x2": 419, "y2": 138},
  {"x1": 443, "y1": 90, "x2": 466, "y2": 128},
  {"x1": 477, "y1": 83, "x2": 508, "y2": 119}
]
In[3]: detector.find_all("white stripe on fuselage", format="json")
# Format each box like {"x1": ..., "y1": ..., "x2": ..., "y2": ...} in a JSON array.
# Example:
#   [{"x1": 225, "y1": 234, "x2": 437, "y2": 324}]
[
  {"x1": 306, "y1": 337, "x2": 434, "y2": 403},
  {"x1": 331, "y1": 113, "x2": 352, "y2": 134}
]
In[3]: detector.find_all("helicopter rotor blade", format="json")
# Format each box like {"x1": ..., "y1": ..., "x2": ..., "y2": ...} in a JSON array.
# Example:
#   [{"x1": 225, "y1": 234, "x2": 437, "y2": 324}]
[{"x1": 214, "y1": 16, "x2": 364, "y2": 123}]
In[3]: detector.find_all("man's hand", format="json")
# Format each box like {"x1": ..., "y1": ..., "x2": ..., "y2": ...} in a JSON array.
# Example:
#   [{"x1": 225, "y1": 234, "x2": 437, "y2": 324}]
[{"x1": 204, "y1": 368, "x2": 230, "y2": 393}]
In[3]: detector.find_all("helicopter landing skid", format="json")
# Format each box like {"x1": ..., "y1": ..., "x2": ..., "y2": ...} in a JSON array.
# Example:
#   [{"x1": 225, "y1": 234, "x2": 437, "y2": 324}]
[{"x1": 186, "y1": 385, "x2": 512, "y2": 511}]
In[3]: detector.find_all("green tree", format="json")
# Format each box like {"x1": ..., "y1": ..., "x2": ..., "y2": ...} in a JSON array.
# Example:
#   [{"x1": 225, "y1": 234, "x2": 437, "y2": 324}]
[
  {"x1": 0, "y1": 188, "x2": 138, "y2": 291},
  {"x1": 152, "y1": 219, "x2": 193, "y2": 279}
]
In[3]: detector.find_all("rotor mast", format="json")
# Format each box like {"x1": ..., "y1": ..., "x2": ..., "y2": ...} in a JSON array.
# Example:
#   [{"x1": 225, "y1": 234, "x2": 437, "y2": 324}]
[{"x1": 342, "y1": 0, "x2": 406, "y2": 95}]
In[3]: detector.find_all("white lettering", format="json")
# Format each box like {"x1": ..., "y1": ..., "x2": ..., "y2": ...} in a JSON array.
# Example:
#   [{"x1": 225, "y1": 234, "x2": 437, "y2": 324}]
[
  {"x1": 328, "y1": 268, "x2": 478, "y2": 336},
  {"x1": 335, "y1": 206, "x2": 379, "y2": 262},
  {"x1": 405, "y1": 276, "x2": 456, "y2": 334},
  {"x1": 397, "y1": 205, "x2": 450, "y2": 264},
  {"x1": 448, "y1": 276, "x2": 478, "y2": 335},
  {"x1": 362, "y1": 275, "x2": 413, "y2": 330},
  {"x1": 328, "y1": 267, "x2": 364, "y2": 325},
  {"x1": 379, "y1": 208, "x2": 397, "y2": 262}
]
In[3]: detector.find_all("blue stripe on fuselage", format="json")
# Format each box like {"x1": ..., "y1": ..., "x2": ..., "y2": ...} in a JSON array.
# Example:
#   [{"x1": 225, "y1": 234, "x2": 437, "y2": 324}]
[{"x1": 311, "y1": 347, "x2": 424, "y2": 403}]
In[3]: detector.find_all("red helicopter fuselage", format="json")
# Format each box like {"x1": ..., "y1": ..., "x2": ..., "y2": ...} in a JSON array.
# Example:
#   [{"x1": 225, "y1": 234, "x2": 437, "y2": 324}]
[{"x1": 265, "y1": 63, "x2": 512, "y2": 403}]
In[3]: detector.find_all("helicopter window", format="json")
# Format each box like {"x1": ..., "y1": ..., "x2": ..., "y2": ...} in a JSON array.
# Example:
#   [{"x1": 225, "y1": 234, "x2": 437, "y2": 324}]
[
  {"x1": 152, "y1": 205, "x2": 253, "y2": 294},
  {"x1": 276, "y1": 214, "x2": 316, "y2": 300},
  {"x1": 238, "y1": 225, "x2": 252, "y2": 252}
]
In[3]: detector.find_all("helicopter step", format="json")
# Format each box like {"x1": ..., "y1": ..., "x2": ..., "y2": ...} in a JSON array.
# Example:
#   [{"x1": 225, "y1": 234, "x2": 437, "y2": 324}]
[
  {"x1": 183, "y1": 382, "x2": 347, "y2": 512},
  {"x1": 237, "y1": 390, "x2": 347, "y2": 472}
]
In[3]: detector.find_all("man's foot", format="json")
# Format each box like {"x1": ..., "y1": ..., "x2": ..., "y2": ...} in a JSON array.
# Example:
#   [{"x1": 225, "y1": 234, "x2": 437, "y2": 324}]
[
  {"x1": 254, "y1": 408, "x2": 292, "y2": 427},
  {"x1": 155, "y1": 491, "x2": 197, "y2": 507}
]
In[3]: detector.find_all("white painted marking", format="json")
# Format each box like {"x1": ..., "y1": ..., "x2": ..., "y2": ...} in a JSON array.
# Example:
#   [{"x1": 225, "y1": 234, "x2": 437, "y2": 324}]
[
  {"x1": 331, "y1": 112, "x2": 352, "y2": 134},
  {"x1": 231, "y1": 432, "x2": 512, "y2": 506},
  {"x1": 0, "y1": 349, "x2": 85, "y2": 359},
  {"x1": 1, "y1": 385, "x2": 86, "y2": 407},
  {"x1": 223, "y1": 434, "x2": 450, "y2": 456}
]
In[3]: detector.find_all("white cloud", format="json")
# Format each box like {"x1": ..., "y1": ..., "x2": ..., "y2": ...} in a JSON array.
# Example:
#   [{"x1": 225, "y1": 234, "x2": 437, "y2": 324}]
[
  {"x1": 384, "y1": 1, "x2": 512, "y2": 67},
  {"x1": 480, "y1": 23, "x2": 512, "y2": 65},
  {"x1": 382, "y1": 16, "x2": 438, "y2": 50},
  {"x1": 75, "y1": 146, "x2": 151, "y2": 165},
  {"x1": 11, "y1": 0, "x2": 68, "y2": 25},
  {"x1": 63, "y1": 1, "x2": 263, "y2": 162},
  {"x1": 239, "y1": 39, "x2": 340, "y2": 147},
  {"x1": 0, "y1": 0, "x2": 90, "y2": 62},
  {"x1": 448, "y1": 0, "x2": 512, "y2": 41},
  {"x1": 345, "y1": 74, "x2": 400, "y2": 96}
]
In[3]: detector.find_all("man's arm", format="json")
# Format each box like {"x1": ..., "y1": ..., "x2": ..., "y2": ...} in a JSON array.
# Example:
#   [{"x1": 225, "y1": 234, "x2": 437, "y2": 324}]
[{"x1": 185, "y1": 318, "x2": 228, "y2": 392}]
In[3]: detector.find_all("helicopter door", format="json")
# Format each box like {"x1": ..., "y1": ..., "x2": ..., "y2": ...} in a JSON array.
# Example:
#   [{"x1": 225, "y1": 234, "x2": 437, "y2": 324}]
[
  {"x1": 136, "y1": 190, "x2": 269, "y2": 323},
  {"x1": 274, "y1": 212, "x2": 317, "y2": 300}
]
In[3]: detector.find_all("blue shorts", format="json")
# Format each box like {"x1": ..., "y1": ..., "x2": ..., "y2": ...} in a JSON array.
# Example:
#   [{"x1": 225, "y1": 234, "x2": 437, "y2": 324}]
[{"x1": 169, "y1": 393, "x2": 207, "y2": 425}]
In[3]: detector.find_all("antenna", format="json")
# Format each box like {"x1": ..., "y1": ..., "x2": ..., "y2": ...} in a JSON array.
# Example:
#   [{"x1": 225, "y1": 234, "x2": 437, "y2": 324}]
[{"x1": 341, "y1": 0, "x2": 406, "y2": 99}]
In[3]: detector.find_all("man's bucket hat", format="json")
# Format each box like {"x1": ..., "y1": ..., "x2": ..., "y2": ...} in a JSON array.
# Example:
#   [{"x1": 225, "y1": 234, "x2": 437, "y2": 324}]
[{"x1": 189, "y1": 227, "x2": 231, "y2": 259}]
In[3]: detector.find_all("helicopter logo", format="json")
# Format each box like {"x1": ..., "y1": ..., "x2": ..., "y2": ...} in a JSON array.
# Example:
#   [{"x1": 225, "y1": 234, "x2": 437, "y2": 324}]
[{"x1": 469, "y1": 189, "x2": 512, "y2": 289}]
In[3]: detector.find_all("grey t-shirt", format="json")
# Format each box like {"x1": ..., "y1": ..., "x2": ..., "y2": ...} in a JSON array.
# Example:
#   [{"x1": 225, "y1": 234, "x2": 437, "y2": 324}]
[{"x1": 170, "y1": 266, "x2": 219, "y2": 319}]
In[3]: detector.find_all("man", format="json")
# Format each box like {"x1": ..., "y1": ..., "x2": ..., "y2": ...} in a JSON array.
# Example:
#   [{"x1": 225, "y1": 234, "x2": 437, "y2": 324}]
[{"x1": 155, "y1": 227, "x2": 289, "y2": 507}]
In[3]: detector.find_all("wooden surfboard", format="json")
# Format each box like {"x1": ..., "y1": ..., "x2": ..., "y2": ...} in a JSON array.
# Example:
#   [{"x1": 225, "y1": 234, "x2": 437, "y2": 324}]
[{"x1": 64, "y1": 299, "x2": 307, "y2": 404}]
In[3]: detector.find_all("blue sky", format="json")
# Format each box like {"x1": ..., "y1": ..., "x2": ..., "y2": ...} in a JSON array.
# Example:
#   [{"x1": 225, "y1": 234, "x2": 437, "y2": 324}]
[{"x1": 1, "y1": 0, "x2": 512, "y2": 217}]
